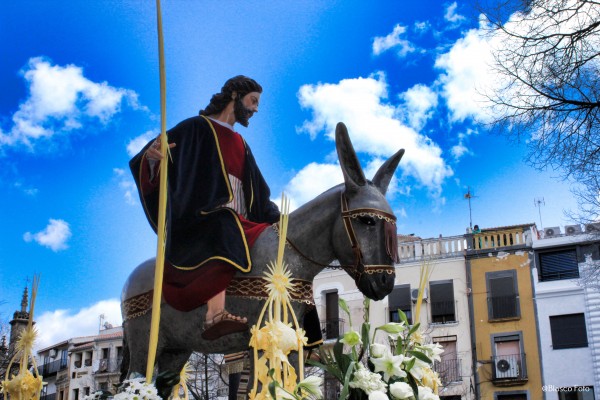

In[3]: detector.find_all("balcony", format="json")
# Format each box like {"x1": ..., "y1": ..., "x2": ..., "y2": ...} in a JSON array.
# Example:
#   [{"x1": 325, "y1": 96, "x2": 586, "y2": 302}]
[
  {"x1": 93, "y1": 357, "x2": 123, "y2": 374},
  {"x1": 39, "y1": 359, "x2": 68, "y2": 377},
  {"x1": 488, "y1": 295, "x2": 519, "y2": 320},
  {"x1": 40, "y1": 393, "x2": 56, "y2": 400},
  {"x1": 398, "y1": 235, "x2": 467, "y2": 262},
  {"x1": 492, "y1": 353, "x2": 528, "y2": 385},
  {"x1": 433, "y1": 359, "x2": 461, "y2": 385},
  {"x1": 320, "y1": 318, "x2": 346, "y2": 340},
  {"x1": 470, "y1": 228, "x2": 528, "y2": 251}
]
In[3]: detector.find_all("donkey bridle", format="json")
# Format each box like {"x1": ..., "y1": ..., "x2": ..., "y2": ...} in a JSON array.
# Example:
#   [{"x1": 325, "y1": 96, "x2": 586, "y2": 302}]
[{"x1": 282, "y1": 192, "x2": 397, "y2": 284}]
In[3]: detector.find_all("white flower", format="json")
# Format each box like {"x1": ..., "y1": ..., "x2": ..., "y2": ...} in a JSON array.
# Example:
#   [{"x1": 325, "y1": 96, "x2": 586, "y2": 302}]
[
  {"x1": 370, "y1": 343, "x2": 386, "y2": 358},
  {"x1": 274, "y1": 387, "x2": 296, "y2": 400},
  {"x1": 418, "y1": 385, "x2": 440, "y2": 400},
  {"x1": 340, "y1": 330, "x2": 362, "y2": 347},
  {"x1": 368, "y1": 391, "x2": 389, "y2": 400},
  {"x1": 389, "y1": 381, "x2": 413, "y2": 399},
  {"x1": 405, "y1": 356, "x2": 430, "y2": 381},
  {"x1": 349, "y1": 363, "x2": 387, "y2": 395},
  {"x1": 297, "y1": 375, "x2": 323, "y2": 399},
  {"x1": 419, "y1": 343, "x2": 444, "y2": 363},
  {"x1": 371, "y1": 349, "x2": 406, "y2": 381}
]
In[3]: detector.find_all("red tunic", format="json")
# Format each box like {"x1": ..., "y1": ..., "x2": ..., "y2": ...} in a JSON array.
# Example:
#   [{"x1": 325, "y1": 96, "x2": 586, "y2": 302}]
[{"x1": 162, "y1": 121, "x2": 271, "y2": 311}]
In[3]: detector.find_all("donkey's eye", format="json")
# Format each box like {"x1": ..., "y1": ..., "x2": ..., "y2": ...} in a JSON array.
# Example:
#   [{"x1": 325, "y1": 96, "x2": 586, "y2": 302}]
[{"x1": 358, "y1": 216, "x2": 377, "y2": 226}]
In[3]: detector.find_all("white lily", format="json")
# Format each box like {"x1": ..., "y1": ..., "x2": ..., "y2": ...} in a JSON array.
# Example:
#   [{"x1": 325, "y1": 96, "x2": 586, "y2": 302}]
[{"x1": 371, "y1": 349, "x2": 406, "y2": 381}]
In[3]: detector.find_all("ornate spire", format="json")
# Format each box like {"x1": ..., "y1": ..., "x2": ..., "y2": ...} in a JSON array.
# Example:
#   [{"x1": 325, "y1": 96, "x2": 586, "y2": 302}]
[{"x1": 20, "y1": 285, "x2": 29, "y2": 313}]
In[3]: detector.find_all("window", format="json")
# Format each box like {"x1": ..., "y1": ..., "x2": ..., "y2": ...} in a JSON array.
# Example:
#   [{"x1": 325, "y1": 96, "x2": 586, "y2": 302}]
[
  {"x1": 99, "y1": 383, "x2": 109, "y2": 391},
  {"x1": 323, "y1": 291, "x2": 341, "y2": 339},
  {"x1": 539, "y1": 249, "x2": 579, "y2": 281},
  {"x1": 492, "y1": 333, "x2": 526, "y2": 381},
  {"x1": 558, "y1": 386, "x2": 594, "y2": 400},
  {"x1": 487, "y1": 270, "x2": 520, "y2": 320},
  {"x1": 496, "y1": 393, "x2": 527, "y2": 400},
  {"x1": 550, "y1": 314, "x2": 588, "y2": 349},
  {"x1": 429, "y1": 280, "x2": 455, "y2": 323},
  {"x1": 388, "y1": 285, "x2": 412, "y2": 324},
  {"x1": 433, "y1": 336, "x2": 460, "y2": 385},
  {"x1": 73, "y1": 389, "x2": 79, "y2": 400}
]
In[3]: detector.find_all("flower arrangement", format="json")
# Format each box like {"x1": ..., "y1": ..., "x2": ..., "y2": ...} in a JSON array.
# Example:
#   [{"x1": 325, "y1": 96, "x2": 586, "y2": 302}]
[
  {"x1": 83, "y1": 378, "x2": 162, "y2": 400},
  {"x1": 309, "y1": 289, "x2": 443, "y2": 399},
  {"x1": 248, "y1": 195, "x2": 323, "y2": 400}
]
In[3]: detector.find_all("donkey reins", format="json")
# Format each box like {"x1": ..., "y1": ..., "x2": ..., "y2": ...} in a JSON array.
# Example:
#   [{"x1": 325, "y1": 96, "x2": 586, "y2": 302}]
[{"x1": 280, "y1": 192, "x2": 397, "y2": 284}]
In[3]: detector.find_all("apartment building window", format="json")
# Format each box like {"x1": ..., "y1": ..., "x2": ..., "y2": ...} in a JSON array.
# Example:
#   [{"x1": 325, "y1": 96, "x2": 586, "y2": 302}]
[
  {"x1": 433, "y1": 336, "x2": 461, "y2": 385},
  {"x1": 73, "y1": 389, "x2": 79, "y2": 400},
  {"x1": 495, "y1": 392, "x2": 527, "y2": 400},
  {"x1": 550, "y1": 314, "x2": 588, "y2": 349},
  {"x1": 558, "y1": 386, "x2": 594, "y2": 400},
  {"x1": 323, "y1": 291, "x2": 341, "y2": 340},
  {"x1": 430, "y1": 280, "x2": 455, "y2": 323},
  {"x1": 538, "y1": 248, "x2": 579, "y2": 281},
  {"x1": 60, "y1": 350, "x2": 68, "y2": 368},
  {"x1": 388, "y1": 284, "x2": 412, "y2": 324},
  {"x1": 492, "y1": 333, "x2": 526, "y2": 381},
  {"x1": 487, "y1": 270, "x2": 520, "y2": 320}
]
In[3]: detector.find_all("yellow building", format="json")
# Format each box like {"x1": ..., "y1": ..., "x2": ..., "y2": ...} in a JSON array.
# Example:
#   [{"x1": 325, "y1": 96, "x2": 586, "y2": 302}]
[{"x1": 466, "y1": 224, "x2": 543, "y2": 400}]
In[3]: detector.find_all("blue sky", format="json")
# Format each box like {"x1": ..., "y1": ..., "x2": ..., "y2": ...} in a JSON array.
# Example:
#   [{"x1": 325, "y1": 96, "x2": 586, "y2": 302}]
[{"x1": 0, "y1": 1, "x2": 579, "y2": 349}]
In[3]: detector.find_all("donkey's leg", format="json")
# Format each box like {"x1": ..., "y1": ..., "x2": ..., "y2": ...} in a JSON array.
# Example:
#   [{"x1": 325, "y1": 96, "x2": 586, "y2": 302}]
[{"x1": 155, "y1": 349, "x2": 192, "y2": 399}]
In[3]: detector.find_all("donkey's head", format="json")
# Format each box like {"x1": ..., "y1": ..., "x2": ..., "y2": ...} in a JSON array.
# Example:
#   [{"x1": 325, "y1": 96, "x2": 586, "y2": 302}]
[{"x1": 331, "y1": 122, "x2": 404, "y2": 301}]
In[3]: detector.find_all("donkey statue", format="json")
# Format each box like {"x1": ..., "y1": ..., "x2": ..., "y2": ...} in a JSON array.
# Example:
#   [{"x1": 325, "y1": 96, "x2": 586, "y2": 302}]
[{"x1": 120, "y1": 122, "x2": 405, "y2": 395}]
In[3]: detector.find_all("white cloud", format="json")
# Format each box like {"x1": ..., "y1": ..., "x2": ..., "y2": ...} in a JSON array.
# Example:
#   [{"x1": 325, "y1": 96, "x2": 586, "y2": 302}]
[
  {"x1": 127, "y1": 130, "x2": 157, "y2": 157},
  {"x1": 451, "y1": 128, "x2": 478, "y2": 161},
  {"x1": 444, "y1": 2, "x2": 465, "y2": 24},
  {"x1": 414, "y1": 21, "x2": 431, "y2": 33},
  {"x1": 434, "y1": 21, "x2": 497, "y2": 123},
  {"x1": 398, "y1": 84, "x2": 438, "y2": 131},
  {"x1": 372, "y1": 24, "x2": 415, "y2": 57},
  {"x1": 114, "y1": 168, "x2": 138, "y2": 205},
  {"x1": 297, "y1": 73, "x2": 453, "y2": 196},
  {"x1": 23, "y1": 219, "x2": 72, "y2": 251},
  {"x1": 35, "y1": 299, "x2": 122, "y2": 352},
  {"x1": 0, "y1": 57, "x2": 144, "y2": 149},
  {"x1": 284, "y1": 163, "x2": 343, "y2": 209}
]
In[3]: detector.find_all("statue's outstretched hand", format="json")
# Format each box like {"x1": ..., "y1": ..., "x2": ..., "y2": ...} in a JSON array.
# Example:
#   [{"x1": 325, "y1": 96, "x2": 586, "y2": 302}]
[{"x1": 146, "y1": 137, "x2": 176, "y2": 161}]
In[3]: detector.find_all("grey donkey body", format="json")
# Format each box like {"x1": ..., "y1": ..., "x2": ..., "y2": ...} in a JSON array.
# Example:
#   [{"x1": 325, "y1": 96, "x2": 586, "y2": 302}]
[{"x1": 120, "y1": 122, "x2": 405, "y2": 395}]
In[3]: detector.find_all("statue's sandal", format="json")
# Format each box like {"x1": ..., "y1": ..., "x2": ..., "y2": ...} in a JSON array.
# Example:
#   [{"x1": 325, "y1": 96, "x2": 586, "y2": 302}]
[{"x1": 201, "y1": 310, "x2": 249, "y2": 340}]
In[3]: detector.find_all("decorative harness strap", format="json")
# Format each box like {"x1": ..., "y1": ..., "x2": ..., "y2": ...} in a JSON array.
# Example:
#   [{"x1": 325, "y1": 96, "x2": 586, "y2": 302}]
[
  {"x1": 277, "y1": 192, "x2": 398, "y2": 284},
  {"x1": 226, "y1": 276, "x2": 315, "y2": 305}
]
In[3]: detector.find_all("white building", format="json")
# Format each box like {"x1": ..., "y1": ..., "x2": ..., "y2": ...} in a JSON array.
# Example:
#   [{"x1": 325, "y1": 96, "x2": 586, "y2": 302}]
[
  {"x1": 37, "y1": 325, "x2": 123, "y2": 400},
  {"x1": 532, "y1": 224, "x2": 600, "y2": 400},
  {"x1": 313, "y1": 233, "x2": 475, "y2": 400}
]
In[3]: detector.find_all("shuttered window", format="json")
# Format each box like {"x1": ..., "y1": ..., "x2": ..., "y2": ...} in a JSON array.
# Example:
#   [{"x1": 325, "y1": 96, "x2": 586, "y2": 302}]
[
  {"x1": 486, "y1": 270, "x2": 520, "y2": 320},
  {"x1": 388, "y1": 285, "x2": 412, "y2": 323},
  {"x1": 539, "y1": 249, "x2": 579, "y2": 281},
  {"x1": 550, "y1": 313, "x2": 588, "y2": 349},
  {"x1": 430, "y1": 280, "x2": 455, "y2": 323}
]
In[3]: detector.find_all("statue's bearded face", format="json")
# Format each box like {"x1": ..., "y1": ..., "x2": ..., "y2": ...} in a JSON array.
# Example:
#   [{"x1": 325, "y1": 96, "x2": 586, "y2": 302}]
[{"x1": 235, "y1": 91, "x2": 261, "y2": 127}]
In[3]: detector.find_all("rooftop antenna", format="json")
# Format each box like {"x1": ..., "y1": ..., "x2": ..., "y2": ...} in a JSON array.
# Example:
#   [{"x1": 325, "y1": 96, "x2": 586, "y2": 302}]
[
  {"x1": 534, "y1": 197, "x2": 545, "y2": 229},
  {"x1": 464, "y1": 187, "x2": 477, "y2": 230}
]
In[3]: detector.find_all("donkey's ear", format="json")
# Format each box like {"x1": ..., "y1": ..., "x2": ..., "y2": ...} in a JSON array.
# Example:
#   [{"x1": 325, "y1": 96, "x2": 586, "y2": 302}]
[
  {"x1": 372, "y1": 148, "x2": 404, "y2": 195},
  {"x1": 336, "y1": 122, "x2": 366, "y2": 192}
]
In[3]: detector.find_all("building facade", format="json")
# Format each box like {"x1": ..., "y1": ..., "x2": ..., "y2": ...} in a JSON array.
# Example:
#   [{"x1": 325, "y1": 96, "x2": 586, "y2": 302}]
[
  {"x1": 531, "y1": 224, "x2": 600, "y2": 400},
  {"x1": 466, "y1": 224, "x2": 543, "y2": 400},
  {"x1": 313, "y1": 233, "x2": 475, "y2": 400}
]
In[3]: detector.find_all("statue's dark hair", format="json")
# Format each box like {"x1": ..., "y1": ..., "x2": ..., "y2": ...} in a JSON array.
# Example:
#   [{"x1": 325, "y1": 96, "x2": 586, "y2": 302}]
[{"x1": 199, "y1": 75, "x2": 262, "y2": 116}]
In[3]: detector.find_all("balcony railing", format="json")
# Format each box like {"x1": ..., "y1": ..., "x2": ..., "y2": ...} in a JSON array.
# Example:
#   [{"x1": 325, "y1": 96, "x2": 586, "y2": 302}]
[
  {"x1": 93, "y1": 357, "x2": 123, "y2": 374},
  {"x1": 492, "y1": 353, "x2": 527, "y2": 383},
  {"x1": 433, "y1": 359, "x2": 461, "y2": 385},
  {"x1": 84, "y1": 359, "x2": 92, "y2": 367},
  {"x1": 398, "y1": 235, "x2": 467, "y2": 261},
  {"x1": 488, "y1": 295, "x2": 519, "y2": 320},
  {"x1": 40, "y1": 393, "x2": 56, "y2": 400},
  {"x1": 320, "y1": 318, "x2": 346, "y2": 340},
  {"x1": 74, "y1": 360, "x2": 82, "y2": 368},
  {"x1": 39, "y1": 359, "x2": 68, "y2": 376},
  {"x1": 471, "y1": 229, "x2": 527, "y2": 250}
]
